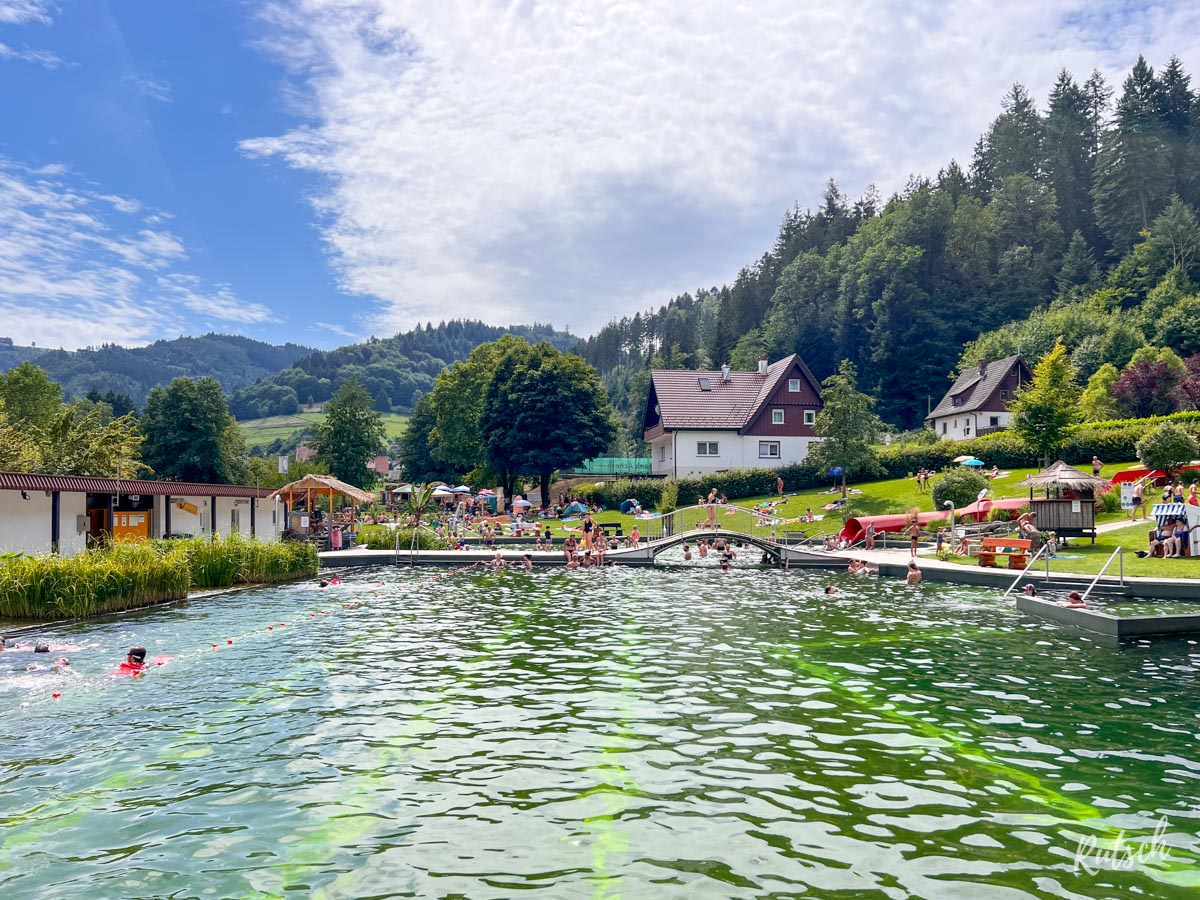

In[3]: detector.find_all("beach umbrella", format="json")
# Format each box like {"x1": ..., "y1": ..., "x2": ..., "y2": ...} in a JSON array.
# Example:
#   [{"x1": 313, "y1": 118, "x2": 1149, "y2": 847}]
[
  {"x1": 962, "y1": 458, "x2": 985, "y2": 467},
  {"x1": 453, "y1": 485, "x2": 472, "y2": 493},
  {"x1": 477, "y1": 489, "x2": 495, "y2": 496},
  {"x1": 432, "y1": 487, "x2": 455, "y2": 497},
  {"x1": 953, "y1": 455, "x2": 977, "y2": 463},
  {"x1": 512, "y1": 498, "x2": 532, "y2": 508}
]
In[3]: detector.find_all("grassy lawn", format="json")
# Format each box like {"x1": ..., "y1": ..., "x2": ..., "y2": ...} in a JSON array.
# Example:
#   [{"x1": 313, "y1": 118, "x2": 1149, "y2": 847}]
[
  {"x1": 932, "y1": 523, "x2": 1197, "y2": 578},
  {"x1": 578, "y1": 462, "x2": 1127, "y2": 541},
  {"x1": 238, "y1": 410, "x2": 408, "y2": 450}
]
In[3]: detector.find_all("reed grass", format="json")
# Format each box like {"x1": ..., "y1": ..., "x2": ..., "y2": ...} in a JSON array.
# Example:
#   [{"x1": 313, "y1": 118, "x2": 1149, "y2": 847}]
[
  {"x1": 0, "y1": 536, "x2": 318, "y2": 621},
  {"x1": 360, "y1": 526, "x2": 448, "y2": 551}
]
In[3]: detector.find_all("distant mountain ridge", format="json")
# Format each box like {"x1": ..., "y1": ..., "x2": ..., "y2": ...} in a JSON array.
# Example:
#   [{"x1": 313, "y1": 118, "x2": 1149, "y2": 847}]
[
  {"x1": 228, "y1": 320, "x2": 576, "y2": 419},
  {"x1": 0, "y1": 334, "x2": 315, "y2": 405}
]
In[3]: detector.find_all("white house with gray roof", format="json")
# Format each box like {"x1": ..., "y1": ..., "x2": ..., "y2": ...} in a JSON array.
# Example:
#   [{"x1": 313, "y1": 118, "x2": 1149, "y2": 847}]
[{"x1": 926, "y1": 354, "x2": 1031, "y2": 441}]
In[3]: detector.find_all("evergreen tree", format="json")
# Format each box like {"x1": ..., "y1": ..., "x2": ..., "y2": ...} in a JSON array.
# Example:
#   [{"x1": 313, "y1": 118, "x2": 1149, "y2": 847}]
[
  {"x1": 1044, "y1": 70, "x2": 1098, "y2": 245},
  {"x1": 1056, "y1": 231, "x2": 1101, "y2": 299},
  {"x1": 983, "y1": 84, "x2": 1044, "y2": 182},
  {"x1": 1094, "y1": 58, "x2": 1173, "y2": 252}
]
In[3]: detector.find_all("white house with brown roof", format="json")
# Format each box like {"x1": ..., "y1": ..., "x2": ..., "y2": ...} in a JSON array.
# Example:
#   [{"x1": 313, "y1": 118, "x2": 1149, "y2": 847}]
[
  {"x1": 926, "y1": 355, "x2": 1031, "y2": 441},
  {"x1": 641, "y1": 355, "x2": 823, "y2": 478}
]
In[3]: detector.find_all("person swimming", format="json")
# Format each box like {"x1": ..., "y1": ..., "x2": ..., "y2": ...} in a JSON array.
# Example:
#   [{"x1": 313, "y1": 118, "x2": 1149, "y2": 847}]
[{"x1": 116, "y1": 646, "x2": 148, "y2": 675}]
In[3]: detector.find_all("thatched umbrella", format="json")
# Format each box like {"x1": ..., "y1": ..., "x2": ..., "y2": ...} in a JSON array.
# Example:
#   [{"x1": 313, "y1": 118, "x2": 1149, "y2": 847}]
[
  {"x1": 268, "y1": 474, "x2": 376, "y2": 524},
  {"x1": 1016, "y1": 460, "x2": 1109, "y2": 499}
]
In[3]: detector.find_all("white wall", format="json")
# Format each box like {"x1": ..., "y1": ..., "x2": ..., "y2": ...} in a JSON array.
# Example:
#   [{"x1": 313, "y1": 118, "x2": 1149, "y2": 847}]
[
  {"x1": 0, "y1": 490, "x2": 88, "y2": 557},
  {"x1": 669, "y1": 431, "x2": 820, "y2": 478},
  {"x1": 932, "y1": 411, "x2": 1012, "y2": 441},
  {"x1": 159, "y1": 496, "x2": 282, "y2": 541}
]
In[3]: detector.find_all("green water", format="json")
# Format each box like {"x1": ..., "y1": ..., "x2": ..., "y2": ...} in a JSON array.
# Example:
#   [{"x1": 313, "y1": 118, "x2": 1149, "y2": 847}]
[{"x1": 1, "y1": 566, "x2": 1198, "y2": 898}]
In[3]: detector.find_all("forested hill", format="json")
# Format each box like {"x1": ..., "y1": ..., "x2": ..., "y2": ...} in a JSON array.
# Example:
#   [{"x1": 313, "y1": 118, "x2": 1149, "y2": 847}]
[
  {"x1": 229, "y1": 320, "x2": 575, "y2": 418},
  {"x1": 577, "y1": 55, "x2": 1200, "y2": 433},
  {"x1": 0, "y1": 334, "x2": 314, "y2": 405}
]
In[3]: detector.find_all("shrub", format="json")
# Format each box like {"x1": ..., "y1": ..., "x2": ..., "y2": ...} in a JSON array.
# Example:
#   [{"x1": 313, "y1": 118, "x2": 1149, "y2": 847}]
[
  {"x1": 932, "y1": 467, "x2": 990, "y2": 509},
  {"x1": 361, "y1": 527, "x2": 448, "y2": 551},
  {"x1": 1097, "y1": 488, "x2": 1122, "y2": 514},
  {"x1": 1136, "y1": 422, "x2": 1200, "y2": 473},
  {"x1": 657, "y1": 481, "x2": 678, "y2": 513}
]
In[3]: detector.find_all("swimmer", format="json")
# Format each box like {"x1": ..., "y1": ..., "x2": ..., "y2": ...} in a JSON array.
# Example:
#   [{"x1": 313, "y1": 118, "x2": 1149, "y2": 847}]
[
  {"x1": 905, "y1": 560, "x2": 922, "y2": 585},
  {"x1": 1022, "y1": 584, "x2": 1038, "y2": 597},
  {"x1": 318, "y1": 580, "x2": 329, "y2": 588},
  {"x1": 683, "y1": 545, "x2": 692, "y2": 561},
  {"x1": 1058, "y1": 590, "x2": 1087, "y2": 609},
  {"x1": 117, "y1": 646, "x2": 148, "y2": 675},
  {"x1": 522, "y1": 553, "x2": 533, "y2": 570},
  {"x1": 720, "y1": 561, "x2": 730, "y2": 573},
  {"x1": 329, "y1": 577, "x2": 342, "y2": 586},
  {"x1": 824, "y1": 585, "x2": 836, "y2": 595},
  {"x1": 34, "y1": 641, "x2": 49, "y2": 653}
]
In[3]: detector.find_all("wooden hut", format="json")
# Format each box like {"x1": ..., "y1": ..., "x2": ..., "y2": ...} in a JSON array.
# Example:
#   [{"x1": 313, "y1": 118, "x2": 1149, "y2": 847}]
[
  {"x1": 1015, "y1": 460, "x2": 1110, "y2": 543},
  {"x1": 268, "y1": 474, "x2": 376, "y2": 540}
]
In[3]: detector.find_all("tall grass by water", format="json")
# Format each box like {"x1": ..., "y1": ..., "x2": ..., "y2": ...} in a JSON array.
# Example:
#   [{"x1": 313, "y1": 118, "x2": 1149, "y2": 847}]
[{"x1": 0, "y1": 536, "x2": 318, "y2": 620}]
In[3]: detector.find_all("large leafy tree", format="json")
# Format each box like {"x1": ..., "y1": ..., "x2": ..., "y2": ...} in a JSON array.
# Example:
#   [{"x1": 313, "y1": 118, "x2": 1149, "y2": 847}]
[
  {"x1": 313, "y1": 377, "x2": 386, "y2": 488},
  {"x1": 480, "y1": 341, "x2": 616, "y2": 507},
  {"x1": 141, "y1": 377, "x2": 247, "y2": 483},
  {"x1": 0, "y1": 362, "x2": 62, "y2": 429},
  {"x1": 398, "y1": 393, "x2": 456, "y2": 483},
  {"x1": 809, "y1": 360, "x2": 882, "y2": 495},
  {"x1": 1009, "y1": 342, "x2": 1082, "y2": 465}
]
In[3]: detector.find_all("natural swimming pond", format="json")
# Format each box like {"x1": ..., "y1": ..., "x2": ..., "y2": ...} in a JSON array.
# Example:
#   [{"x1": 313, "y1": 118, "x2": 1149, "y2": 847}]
[{"x1": 2, "y1": 566, "x2": 1198, "y2": 898}]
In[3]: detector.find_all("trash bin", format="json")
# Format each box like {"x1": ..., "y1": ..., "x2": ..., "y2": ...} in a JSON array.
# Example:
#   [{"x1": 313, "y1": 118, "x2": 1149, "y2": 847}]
[{"x1": 330, "y1": 529, "x2": 343, "y2": 550}]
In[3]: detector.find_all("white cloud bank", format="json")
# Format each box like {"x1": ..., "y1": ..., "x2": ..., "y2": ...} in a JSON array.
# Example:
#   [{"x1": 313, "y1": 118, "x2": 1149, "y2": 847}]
[
  {"x1": 241, "y1": 1, "x2": 1200, "y2": 337},
  {"x1": 0, "y1": 160, "x2": 278, "y2": 349}
]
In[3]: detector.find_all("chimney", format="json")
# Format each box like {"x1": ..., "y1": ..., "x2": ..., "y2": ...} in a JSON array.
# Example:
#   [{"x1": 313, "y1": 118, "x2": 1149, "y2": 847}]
[
  {"x1": 978, "y1": 359, "x2": 987, "y2": 376},
  {"x1": 757, "y1": 358, "x2": 768, "y2": 376},
  {"x1": 721, "y1": 363, "x2": 731, "y2": 382}
]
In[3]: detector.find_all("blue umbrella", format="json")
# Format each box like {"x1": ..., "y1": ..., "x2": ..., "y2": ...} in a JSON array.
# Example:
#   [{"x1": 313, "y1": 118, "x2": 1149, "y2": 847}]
[{"x1": 962, "y1": 458, "x2": 985, "y2": 467}]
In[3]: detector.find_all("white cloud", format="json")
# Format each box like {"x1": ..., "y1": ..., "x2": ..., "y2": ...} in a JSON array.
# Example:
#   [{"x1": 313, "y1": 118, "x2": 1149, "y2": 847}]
[
  {"x1": 0, "y1": 40, "x2": 64, "y2": 68},
  {"x1": 244, "y1": 1, "x2": 1200, "y2": 336},
  {"x1": 123, "y1": 73, "x2": 174, "y2": 103},
  {"x1": 0, "y1": 1, "x2": 52, "y2": 25},
  {"x1": 0, "y1": 159, "x2": 276, "y2": 348},
  {"x1": 159, "y1": 274, "x2": 279, "y2": 325}
]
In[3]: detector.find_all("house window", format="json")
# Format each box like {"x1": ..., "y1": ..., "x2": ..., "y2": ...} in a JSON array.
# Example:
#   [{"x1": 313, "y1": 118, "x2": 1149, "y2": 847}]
[
  {"x1": 964, "y1": 425, "x2": 971, "y2": 436},
  {"x1": 990, "y1": 416, "x2": 1000, "y2": 427},
  {"x1": 803, "y1": 410, "x2": 816, "y2": 426},
  {"x1": 952, "y1": 396, "x2": 964, "y2": 406},
  {"x1": 759, "y1": 441, "x2": 780, "y2": 458},
  {"x1": 660, "y1": 445, "x2": 667, "y2": 461},
  {"x1": 771, "y1": 409, "x2": 784, "y2": 425},
  {"x1": 1000, "y1": 389, "x2": 1009, "y2": 402},
  {"x1": 941, "y1": 422, "x2": 947, "y2": 434},
  {"x1": 697, "y1": 442, "x2": 719, "y2": 456},
  {"x1": 788, "y1": 378, "x2": 800, "y2": 392}
]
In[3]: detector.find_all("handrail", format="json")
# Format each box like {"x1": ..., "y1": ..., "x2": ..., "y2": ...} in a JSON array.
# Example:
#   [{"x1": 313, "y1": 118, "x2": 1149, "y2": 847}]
[
  {"x1": 1002, "y1": 543, "x2": 1048, "y2": 597},
  {"x1": 1080, "y1": 546, "x2": 1124, "y2": 602}
]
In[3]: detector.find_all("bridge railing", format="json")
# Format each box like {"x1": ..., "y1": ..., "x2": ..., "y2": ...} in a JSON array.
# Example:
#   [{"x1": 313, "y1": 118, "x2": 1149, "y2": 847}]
[{"x1": 639, "y1": 504, "x2": 798, "y2": 544}]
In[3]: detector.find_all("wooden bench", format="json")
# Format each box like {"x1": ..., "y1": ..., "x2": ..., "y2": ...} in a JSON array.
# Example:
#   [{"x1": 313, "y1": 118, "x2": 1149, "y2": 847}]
[{"x1": 978, "y1": 537, "x2": 1032, "y2": 569}]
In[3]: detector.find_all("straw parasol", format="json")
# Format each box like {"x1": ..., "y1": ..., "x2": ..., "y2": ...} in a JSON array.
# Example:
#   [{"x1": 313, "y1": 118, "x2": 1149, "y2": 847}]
[
  {"x1": 268, "y1": 474, "x2": 376, "y2": 520},
  {"x1": 1016, "y1": 460, "x2": 1109, "y2": 498}
]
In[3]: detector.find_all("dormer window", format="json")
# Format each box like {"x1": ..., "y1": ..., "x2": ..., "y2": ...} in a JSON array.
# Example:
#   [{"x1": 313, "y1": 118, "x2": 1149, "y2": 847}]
[{"x1": 952, "y1": 396, "x2": 964, "y2": 407}]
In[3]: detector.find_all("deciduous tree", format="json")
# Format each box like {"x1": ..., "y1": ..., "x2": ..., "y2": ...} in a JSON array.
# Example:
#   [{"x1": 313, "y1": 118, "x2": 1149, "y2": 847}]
[
  {"x1": 314, "y1": 378, "x2": 386, "y2": 489},
  {"x1": 809, "y1": 360, "x2": 883, "y2": 495},
  {"x1": 140, "y1": 378, "x2": 246, "y2": 483},
  {"x1": 1009, "y1": 342, "x2": 1081, "y2": 465}
]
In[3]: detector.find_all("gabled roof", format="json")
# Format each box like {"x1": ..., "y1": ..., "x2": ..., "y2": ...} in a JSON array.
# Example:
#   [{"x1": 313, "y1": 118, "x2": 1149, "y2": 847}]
[
  {"x1": 926, "y1": 354, "x2": 1027, "y2": 421},
  {"x1": 648, "y1": 354, "x2": 818, "y2": 431}
]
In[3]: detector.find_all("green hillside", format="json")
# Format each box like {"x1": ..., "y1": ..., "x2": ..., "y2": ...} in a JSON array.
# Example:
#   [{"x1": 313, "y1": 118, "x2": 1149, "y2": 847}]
[{"x1": 239, "y1": 409, "x2": 408, "y2": 452}]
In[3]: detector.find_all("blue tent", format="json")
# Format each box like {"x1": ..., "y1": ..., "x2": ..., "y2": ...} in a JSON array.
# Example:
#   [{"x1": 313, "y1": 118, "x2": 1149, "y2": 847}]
[
  {"x1": 619, "y1": 499, "x2": 638, "y2": 514},
  {"x1": 562, "y1": 501, "x2": 587, "y2": 517}
]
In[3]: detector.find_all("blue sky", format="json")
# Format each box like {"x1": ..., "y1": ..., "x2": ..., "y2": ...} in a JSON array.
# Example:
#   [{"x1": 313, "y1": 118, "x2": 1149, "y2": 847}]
[{"x1": 1, "y1": 1, "x2": 1198, "y2": 351}]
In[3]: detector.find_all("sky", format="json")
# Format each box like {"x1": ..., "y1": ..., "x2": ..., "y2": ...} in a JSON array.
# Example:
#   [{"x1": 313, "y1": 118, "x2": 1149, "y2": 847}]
[{"x1": 0, "y1": 1, "x2": 1198, "y2": 352}]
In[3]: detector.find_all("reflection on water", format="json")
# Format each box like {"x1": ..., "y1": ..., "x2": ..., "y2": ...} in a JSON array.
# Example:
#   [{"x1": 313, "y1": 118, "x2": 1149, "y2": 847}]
[{"x1": 2, "y1": 566, "x2": 1198, "y2": 898}]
